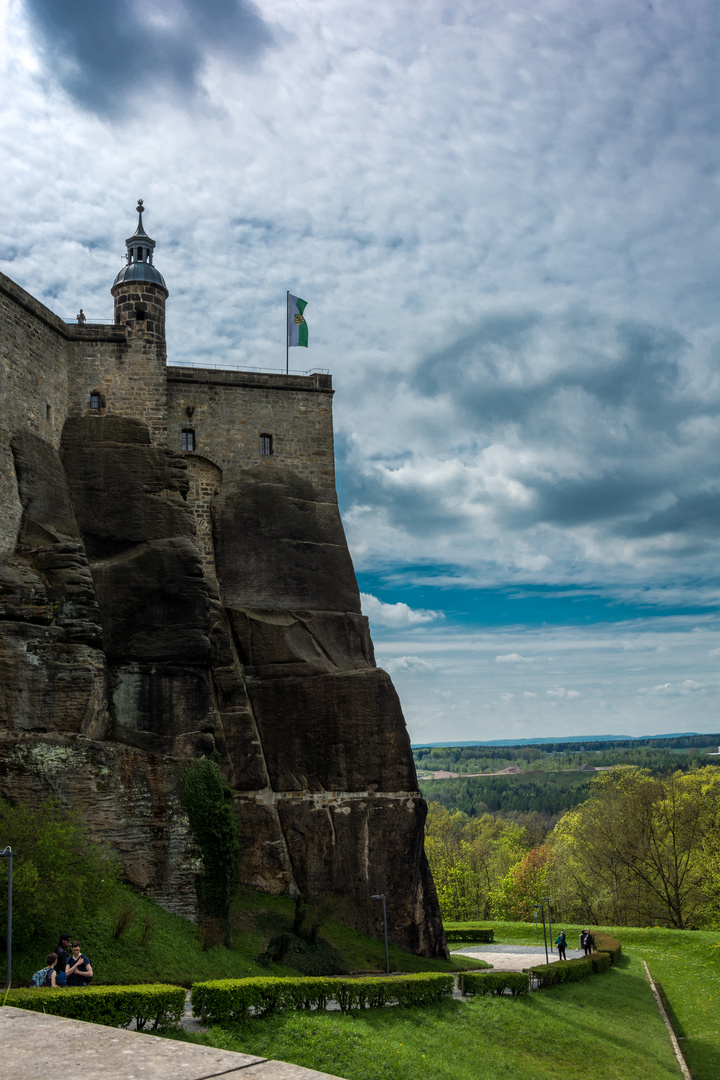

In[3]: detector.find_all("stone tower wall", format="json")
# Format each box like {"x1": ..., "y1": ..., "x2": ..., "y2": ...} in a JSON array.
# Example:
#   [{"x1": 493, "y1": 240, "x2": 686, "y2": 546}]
[
  {"x1": 0, "y1": 273, "x2": 72, "y2": 555},
  {"x1": 67, "y1": 331, "x2": 168, "y2": 446},
  {"x1": 166, "y1": 367, "x2": 336, "y2": 498}
]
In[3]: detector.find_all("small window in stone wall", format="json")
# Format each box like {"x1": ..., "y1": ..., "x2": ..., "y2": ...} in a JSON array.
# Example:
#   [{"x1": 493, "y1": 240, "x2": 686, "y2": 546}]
[
  {"x1": 182, "y1": 429, "x2": 195, "y2": 452},
  {"x1": 259, "y1": 434, "x2": 273, "y2": 456},
  {"x1": 89, "y1": 392, "x2": 103, "y2": 410},
  {"x1": 46, "y1": 404, "x2": 52, "y2": 423}
]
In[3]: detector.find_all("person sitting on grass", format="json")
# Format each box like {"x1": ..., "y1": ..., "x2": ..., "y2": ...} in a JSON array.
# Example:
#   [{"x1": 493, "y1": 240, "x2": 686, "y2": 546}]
[
  {"x1": 65, "y1": 941, "x2": 93, "y2": 987},
  {"x1": 555, "y1": 930, "x2": 567, "y2": 960}
]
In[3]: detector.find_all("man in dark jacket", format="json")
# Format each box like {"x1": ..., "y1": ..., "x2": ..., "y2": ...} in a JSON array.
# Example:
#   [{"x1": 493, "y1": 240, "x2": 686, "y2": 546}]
[{"x1": 54, "y1": 934, "x2": 71, "y2": 987}]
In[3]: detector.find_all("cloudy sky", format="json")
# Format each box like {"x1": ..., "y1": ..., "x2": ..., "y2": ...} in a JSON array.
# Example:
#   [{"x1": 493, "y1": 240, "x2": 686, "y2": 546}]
[{"x1": 1, "y1": 0, "x2": 718, "y2": 744}]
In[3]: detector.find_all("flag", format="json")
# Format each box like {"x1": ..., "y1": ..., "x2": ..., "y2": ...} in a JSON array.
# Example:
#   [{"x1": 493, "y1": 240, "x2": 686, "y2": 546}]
[{"x1": 288, "y1": 294, "x2": 308, "y2": 347}]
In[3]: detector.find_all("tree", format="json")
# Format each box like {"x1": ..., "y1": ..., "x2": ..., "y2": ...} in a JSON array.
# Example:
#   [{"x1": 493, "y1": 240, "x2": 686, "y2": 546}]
[
  {"x1": 0, "y1": 797, "x2": 120, "y2": 953},
  {"x1": 490, "y1": 845, "x2": 551, "y2": 921},
  {"x1": 550, "y1": 765, "x2": 720, "y2": 928},
  {"x1": 424, "y1": 802, "x2": 528, "y2": 920}
]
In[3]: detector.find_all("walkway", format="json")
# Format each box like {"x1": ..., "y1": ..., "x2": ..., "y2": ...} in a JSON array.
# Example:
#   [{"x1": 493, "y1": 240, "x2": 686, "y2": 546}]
[
  {"x1": 453, "y1": 943, "x2": 587, "y2": 971},
  {"x1": 0, "y1": 1006, "x2": 346, "y2": 1080}
]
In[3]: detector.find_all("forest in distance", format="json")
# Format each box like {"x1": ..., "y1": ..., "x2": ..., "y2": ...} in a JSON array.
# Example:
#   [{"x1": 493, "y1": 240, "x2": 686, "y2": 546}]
[
  {"x1": 414, "y1": 734, "x2": 720, "y2": 820},
  {"x1": 419, "y1": 736, "x2": 720, "y2": 929}
]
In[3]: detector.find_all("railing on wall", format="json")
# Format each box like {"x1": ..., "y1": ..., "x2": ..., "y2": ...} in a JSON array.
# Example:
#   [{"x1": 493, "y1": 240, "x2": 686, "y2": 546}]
[{"x1": 167, "y1": 361, "x2": 330, "y2": 376}]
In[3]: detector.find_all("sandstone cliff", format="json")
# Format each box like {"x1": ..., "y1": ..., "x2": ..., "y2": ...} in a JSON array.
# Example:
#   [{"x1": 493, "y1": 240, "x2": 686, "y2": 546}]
[{"x1": 0, "y1": 413, "x2": 447, "y2": 957}]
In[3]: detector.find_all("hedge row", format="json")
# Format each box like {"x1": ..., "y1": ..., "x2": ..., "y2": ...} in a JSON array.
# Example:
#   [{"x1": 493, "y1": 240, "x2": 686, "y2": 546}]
[
  {"x1": 460, "y1": 971, "x2": 528, "y2": 996},
  {"x1": 445, "y1": 928, "x2": 495, "y2": 943},
  {"x1": 594, "y1": 934, "x2": 622, "y2": 963},
  {"x1": 526, "y1": 951, "x2": 612, "y2": 988},
  {"x1": 192, "y1": 973, "x2": 455, "y2": 1021},
  {"x1": 6, "y1": 984, "x2": 185, "y2": 1031}
]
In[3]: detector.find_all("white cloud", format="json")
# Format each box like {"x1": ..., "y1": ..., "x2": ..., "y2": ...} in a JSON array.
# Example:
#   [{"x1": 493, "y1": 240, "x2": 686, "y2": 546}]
[
  {"x1": 360, "y1": 593, "x2": 443, "y2": 627},
  {"x1": 496, "y1": 653, "x2": 534, "y2": 664},
  {"x1": 382, "y1": 655, "x2": 435, "y2": 674}
]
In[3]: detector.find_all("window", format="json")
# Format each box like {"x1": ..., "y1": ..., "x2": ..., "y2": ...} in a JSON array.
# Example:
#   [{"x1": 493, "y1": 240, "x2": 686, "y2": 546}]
[
  {"x1": 259, "y1": 434, "x2": 273, "y2": 456},
  {"x1": 181, "y1": 429, "x2": 195, "y2": 452},
  {"x1": 90, "y1": 393, "x2": 100, "y2": 410},
  {"x1": 46, "y1": 404, "x2": 52, "y2": 423}
]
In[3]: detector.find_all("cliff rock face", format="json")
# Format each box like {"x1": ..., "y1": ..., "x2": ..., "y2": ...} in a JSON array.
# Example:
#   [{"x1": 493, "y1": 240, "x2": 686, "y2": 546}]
[{"x1": 0, "y1": 415, "x2": 446, "y2": 957}]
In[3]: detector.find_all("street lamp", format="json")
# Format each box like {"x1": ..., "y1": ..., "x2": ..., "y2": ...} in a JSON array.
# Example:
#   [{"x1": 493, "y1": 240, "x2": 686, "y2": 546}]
[
  {"x1": 532, "y1": 901, "x2": 549, "y2": 965},
  {"x1": 543, "y1": 896, "x2": 553, "y2": 955},
  {"x1": 370, "y1": 894, "x2": 389, "y2": 975},
  {"x1": 0, "y1": 847, "x2": 12, "y2": 989}
]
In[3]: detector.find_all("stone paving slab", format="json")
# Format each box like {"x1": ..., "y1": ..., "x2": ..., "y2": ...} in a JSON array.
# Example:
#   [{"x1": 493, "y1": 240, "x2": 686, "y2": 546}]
[
  {"x1": 453, "y1": 945, "x2": 586, "y2": 971},
  {"x1": 0, "y1": 1006, "x2": 345, "y2": 1080}
]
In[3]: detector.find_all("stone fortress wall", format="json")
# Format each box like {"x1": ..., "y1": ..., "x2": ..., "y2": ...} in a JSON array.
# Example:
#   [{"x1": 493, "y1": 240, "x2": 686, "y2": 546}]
[{"x1": 0, "y1": 216, "x2": 447, "y2": 957}]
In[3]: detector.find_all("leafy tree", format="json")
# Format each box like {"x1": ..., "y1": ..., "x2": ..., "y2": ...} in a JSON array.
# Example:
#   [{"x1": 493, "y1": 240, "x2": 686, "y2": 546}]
[
  {"x1": 179, "y1": 759, "x2": 241, "y2": 945},
  {"x1": 0, "y1": 797, "x2": 121, "y2": 953},
  {"x1": 550, "y1": 766, "x2": 720, "y2": 928},
  {"x1": 490, "y1": 845, "x2": 551, "y2": 921}
]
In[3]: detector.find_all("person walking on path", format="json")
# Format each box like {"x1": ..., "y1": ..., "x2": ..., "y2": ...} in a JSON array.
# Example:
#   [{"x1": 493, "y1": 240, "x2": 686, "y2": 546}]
[
  {"x1": 54, "y1": 934, "x2": 71, "y2": 987},
  {"x1": 555, "y1": 930, "x2": 567, "y2": 960},
  {"x1": 585, "y1": 931, "x2": 596, "y2": 954},
  {"x1": 65, "y1": 941, "x2": 93, "y2": 987}
]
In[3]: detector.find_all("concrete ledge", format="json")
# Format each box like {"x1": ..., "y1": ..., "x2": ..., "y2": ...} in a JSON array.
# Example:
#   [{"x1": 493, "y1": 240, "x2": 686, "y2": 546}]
[{"x1": 0, "y1": 1006, "x2": 346, "y2": 1080}]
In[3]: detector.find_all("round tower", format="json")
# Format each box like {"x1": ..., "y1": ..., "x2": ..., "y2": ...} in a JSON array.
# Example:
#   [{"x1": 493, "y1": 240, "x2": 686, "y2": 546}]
[{"x1": 111, "y1": 200, "x2": 168, "y2": 349}]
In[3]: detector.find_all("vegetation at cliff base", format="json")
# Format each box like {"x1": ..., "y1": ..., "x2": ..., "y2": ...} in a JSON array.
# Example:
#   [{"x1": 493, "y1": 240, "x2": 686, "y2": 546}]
[
  {"x1": 178, "y1": 759, "x2": 241, "y2": 944},
  {"x1": 0, "y1": 796, "x2": 121, "y2": 952}
]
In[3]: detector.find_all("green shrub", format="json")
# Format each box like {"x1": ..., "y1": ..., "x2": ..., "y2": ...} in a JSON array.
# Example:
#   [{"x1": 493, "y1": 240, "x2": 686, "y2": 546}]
[
  {"x1": 594, "y1": 934, "x2": 622, "y2": 963},
  {"x1": 460, "y1": 971, "x2": 528, "y2": 996},
  {"x1": 590, "y1": 951, "x2": 612, "y2": 974},
  {"x1": 178, "y1": 759, "x2": 240, "y2": 942},
  {"x1": 0, "y1": 797, "x2": 121, "y2": 953},
  {"x1": 7, "y1": 984, "x2": 185, "y2": 1030},
  {"x1": 191, "y1": 973, "x2": 454, "y2": 1021},
  {"x1": 445, "y1": 928, "x2": 495, "y2": 943},
  {"x1": 527, "y1": 957, "x2": 594, "y2": 987}
]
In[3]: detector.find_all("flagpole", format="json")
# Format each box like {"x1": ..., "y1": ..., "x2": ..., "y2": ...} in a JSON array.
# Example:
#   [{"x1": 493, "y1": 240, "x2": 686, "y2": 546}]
[{"x1": 286, "y1": 291, "x2": 289, "y2": 375}]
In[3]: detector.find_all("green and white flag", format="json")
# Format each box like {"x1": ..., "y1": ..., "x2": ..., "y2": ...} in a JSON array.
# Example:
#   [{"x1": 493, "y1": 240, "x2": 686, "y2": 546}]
[{"x1": 288, "y1": 294, "x2": 308, "y2": 347}]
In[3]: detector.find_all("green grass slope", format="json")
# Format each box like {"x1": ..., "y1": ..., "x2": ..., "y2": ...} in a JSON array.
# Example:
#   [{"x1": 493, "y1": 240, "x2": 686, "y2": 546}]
[
  {"x1": 169, "y1": 953, "x2": 681, "y2": 1080},
  {"x1": 8, "y1": 884, "x2": 486, "y2": 988}
]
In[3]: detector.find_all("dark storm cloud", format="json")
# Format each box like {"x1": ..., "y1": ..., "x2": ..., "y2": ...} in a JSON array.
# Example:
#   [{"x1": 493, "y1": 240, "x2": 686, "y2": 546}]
[
  {"x1": 413, "y1": 312, "x2": 692, "y2": 437},
  {"x1": 339, "y1": 308, "x2": 720, "y2": 572},
  {"x1": 25, "y1": 0, "x2": 274, "y2": 114}
]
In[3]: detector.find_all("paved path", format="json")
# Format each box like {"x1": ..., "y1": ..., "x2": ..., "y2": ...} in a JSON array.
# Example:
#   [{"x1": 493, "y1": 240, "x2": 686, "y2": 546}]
[
  {"x1": 453, "y1": 944, "x2": 587, "y2": 972},
  {"x1": 0, "y1": 1006, "x2": 346, "y2": 1080}
]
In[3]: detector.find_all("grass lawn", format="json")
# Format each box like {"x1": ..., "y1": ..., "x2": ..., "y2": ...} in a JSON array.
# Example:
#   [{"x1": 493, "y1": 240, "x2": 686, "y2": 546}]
[
  {"x1": 604, "y1": 926, "x2": 720, "y2": 1080},
  {"x1": 168, "y1": 952, "x2": 682, "y2": 1080}
]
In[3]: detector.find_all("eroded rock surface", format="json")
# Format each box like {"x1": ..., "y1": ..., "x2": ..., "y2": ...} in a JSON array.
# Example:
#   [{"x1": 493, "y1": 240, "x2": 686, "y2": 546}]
[{"x1": 0, "y1": 420, "x2": 447, "y2": 957}]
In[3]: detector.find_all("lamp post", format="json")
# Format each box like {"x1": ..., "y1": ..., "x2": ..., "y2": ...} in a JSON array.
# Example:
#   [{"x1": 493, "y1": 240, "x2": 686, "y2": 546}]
[
  {"x1": 0, "y1": 847, "x2": 12, "y2": 989},
  {"x1": 370, "y1": 894, "x2": 389, "y2": 975},
  {"x1": 535, "y1": 900, "x2": 549, "y2": 964},
  {"x1": 543, "y1": 896, "x2": 553, "y2": 955}
]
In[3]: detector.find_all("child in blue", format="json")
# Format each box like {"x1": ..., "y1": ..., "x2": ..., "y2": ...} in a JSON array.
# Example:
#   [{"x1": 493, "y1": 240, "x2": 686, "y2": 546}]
[{"x1": 65, "y1": 941, "x2": 93, "y2": 987}]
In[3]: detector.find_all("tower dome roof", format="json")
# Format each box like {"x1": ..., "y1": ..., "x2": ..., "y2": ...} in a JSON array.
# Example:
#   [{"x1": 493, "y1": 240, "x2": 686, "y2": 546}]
[{"x1": 112, "y1": 200, "x2": 167, "y2": 291}]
